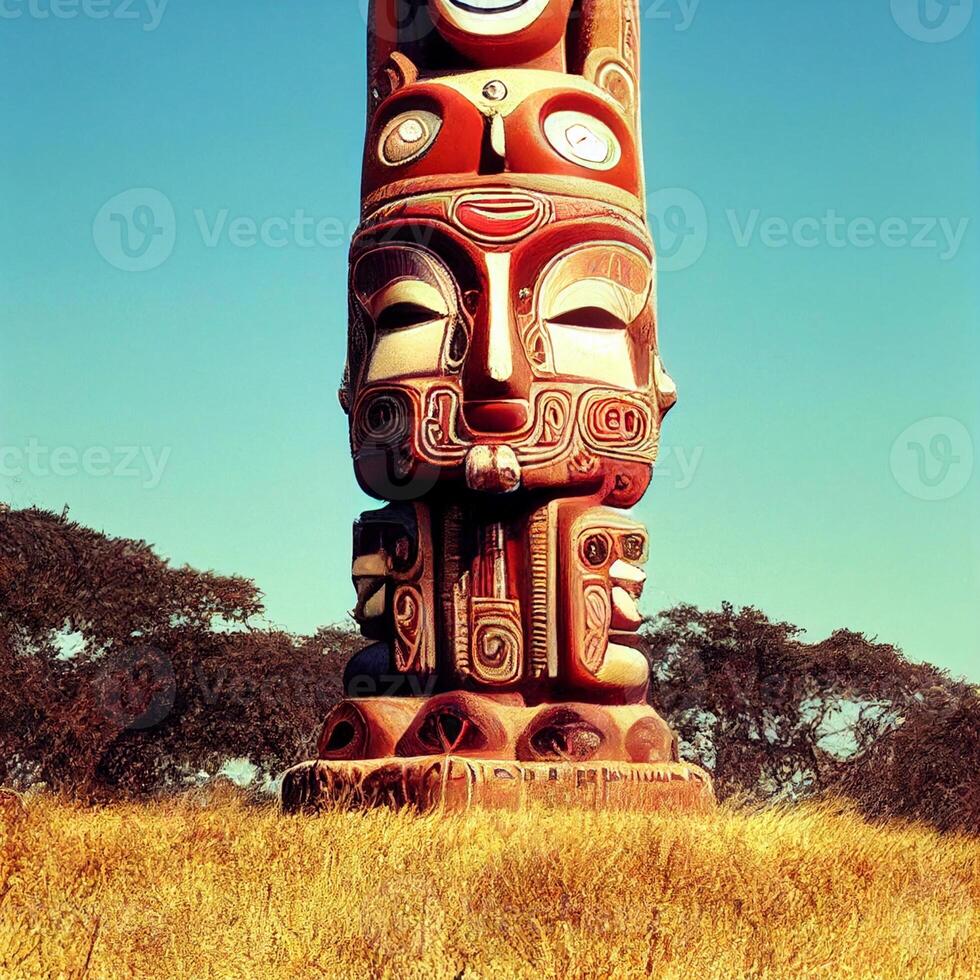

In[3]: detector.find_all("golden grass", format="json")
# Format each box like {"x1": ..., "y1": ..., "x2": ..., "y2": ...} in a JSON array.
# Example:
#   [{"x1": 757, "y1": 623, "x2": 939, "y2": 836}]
[{"x1": 1, "y1": 788, "x2": 977, "y2": 979}]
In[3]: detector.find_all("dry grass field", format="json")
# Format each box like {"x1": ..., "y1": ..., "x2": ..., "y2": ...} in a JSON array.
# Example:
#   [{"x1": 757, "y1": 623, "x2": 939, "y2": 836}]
[{"x1": 1, "y1": 788, "x2": 976, "y2": 979}]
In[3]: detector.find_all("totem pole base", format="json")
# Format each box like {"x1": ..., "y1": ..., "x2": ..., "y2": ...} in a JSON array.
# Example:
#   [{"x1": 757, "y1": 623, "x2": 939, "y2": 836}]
[{"x1": 280, "y1": 756, "x2": 714, "y2": 815}]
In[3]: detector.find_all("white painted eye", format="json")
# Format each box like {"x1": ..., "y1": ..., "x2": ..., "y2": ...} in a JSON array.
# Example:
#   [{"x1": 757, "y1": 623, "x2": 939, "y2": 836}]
[
  {"x1": 379, "y1": 110, "x2": 442, "y2": 167},
  {"x1": 543, "y1": 111, "x2": 621, "y2": 171},
  {"x1": 564, "y1": 125, "x2": 609, "y2": 164}
]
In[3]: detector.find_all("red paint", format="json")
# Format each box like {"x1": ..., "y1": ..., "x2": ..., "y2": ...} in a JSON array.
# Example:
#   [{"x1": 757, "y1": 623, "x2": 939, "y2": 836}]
[{"x1": 454, "y1": 195, "x2": 545, "y2": 241}]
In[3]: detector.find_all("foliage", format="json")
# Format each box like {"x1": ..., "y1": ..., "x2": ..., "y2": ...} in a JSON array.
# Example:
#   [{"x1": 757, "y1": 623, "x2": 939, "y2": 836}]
[
  {"x1": 835, "y1": 682, "x2": 980, "y2": 833},
  {"x1": 642, "y1": 603, "x2": 978, "y2": 832},
  {"x1": 0, "y1": 507, "x2": 354, "y2": 795}
]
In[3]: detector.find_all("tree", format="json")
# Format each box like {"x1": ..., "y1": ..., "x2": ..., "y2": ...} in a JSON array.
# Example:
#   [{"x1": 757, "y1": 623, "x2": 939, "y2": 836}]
[
  {"x1": 834, "y1": 683, "x2": 980, "y2": 833},
  {"x1": 642, "y1": 603, "x2": 961, "y2": 808},
  {"x1": 0, "y1": 507, "x2": 355, "y2": 795}
]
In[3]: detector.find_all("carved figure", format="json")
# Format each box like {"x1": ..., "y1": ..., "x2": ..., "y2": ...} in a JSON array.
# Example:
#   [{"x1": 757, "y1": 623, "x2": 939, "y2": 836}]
[{"x1": 283, "y1": 0, "x2": 713, "y2": 812}]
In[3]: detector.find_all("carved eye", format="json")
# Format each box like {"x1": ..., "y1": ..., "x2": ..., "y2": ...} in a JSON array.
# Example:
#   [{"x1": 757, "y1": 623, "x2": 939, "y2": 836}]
[
  {"x1": 447, "y1": 0, "x2": 534, "y2": 11},
  {"x1": 379, "y1": 110, "x2": 442, "y2": 166},
  {"x1": 622, "y1": 534, "x2": 646, "y2": 563},
  {"x1": 582, "y1": 533, "x2": 611, "y2": 568},
  {"x1": 549, "y1": 307, "x2": 628, "y2": 331},
  {"x1": 543, "y1": 111, "x2": 621, "y2": 171},
  {"x1": 375, "y1": 302, "x2": 443, "y2": 332}
]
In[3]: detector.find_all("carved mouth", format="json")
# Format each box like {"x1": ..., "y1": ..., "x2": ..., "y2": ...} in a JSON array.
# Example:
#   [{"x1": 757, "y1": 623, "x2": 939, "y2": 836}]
[
  {"x1": 449, "y1": 0, "x2": 531, "y2": 12},
  {"x1": 452, "y1": 192, "x2": 548, "y2": 242},
  {"x1": 462, "y1": 399, "x2": 530, "y2": 435}
]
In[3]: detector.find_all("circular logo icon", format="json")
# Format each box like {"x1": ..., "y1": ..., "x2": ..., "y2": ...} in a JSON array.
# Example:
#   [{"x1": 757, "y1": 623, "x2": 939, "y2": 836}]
[
  {"x1": 93, "y1": 645, "x2": 176, "y2": 731},
  {"x1": 890, "y1": 417, "x2": 974, "y2": 501},
  {"x1": 647, "y1": 187, "x2": 709, "y2": 273},
  {"x1": 891, "y1": 0, "x2": 974, "y2": 42},
  {"x1": 93, "y1": 188, "x2": 176, "y2": 272},
  {"x1": 355, "y1": 434, "x2": 443, "y2": 501},
  {"x1": 358, "y1": 0, "x2": 435, "y2": 43}
]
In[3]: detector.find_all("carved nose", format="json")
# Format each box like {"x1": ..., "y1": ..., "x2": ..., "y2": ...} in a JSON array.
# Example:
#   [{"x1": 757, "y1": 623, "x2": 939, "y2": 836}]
[
  {"x1": 461, "y1": 336, "x2": 532, "y2": 432},
  {"x1": 462, "y1": 253, "x2": 532, "y2": 434}
]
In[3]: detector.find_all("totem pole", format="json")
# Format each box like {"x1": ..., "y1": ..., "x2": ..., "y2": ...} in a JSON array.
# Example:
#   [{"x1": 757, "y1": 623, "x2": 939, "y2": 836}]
[{"x1": 282, "y1": 0, "x2": 713, "y2": 811}]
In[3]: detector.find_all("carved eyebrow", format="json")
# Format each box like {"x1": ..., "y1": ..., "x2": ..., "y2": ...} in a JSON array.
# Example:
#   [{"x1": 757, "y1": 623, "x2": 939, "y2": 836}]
[
  {"x1": 352, "y1": 246, "x2": 457, "y2": 314},
  {"x1": 354, "y1": 247, "x2": 441, "y2": 295},
  {"x1": 538, "y1": 245, "x2": 652, "y2": 323}
]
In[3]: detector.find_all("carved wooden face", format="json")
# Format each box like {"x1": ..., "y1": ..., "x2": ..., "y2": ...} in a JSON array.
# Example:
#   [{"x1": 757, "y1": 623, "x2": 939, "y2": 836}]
[
  {"x1": 345, "y1": 189, "x2": 669, "y2": 503},
  {"x1": 428, "y1": 0, "x2": 574, "y2": 68},
  {"x1": 352, "y1": 4, "x2": 663, "y2": 502},
  {"x1": 560, "y1": 506, "x2": 651, "y2": 698},
  {"x1": 363, "y1": 70, "x2": 642, "y2": 212}
]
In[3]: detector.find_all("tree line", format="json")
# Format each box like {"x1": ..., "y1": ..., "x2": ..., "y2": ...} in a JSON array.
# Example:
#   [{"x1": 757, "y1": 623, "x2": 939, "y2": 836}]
[{"x1": 1, "y1": 507, "x2": 976, "y2": 832}]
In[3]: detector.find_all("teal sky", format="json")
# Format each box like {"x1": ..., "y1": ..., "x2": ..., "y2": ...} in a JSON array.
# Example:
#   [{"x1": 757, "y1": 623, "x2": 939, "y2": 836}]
[{"x1": 2, "y1": 1, "x2": 978, "y2": 680}]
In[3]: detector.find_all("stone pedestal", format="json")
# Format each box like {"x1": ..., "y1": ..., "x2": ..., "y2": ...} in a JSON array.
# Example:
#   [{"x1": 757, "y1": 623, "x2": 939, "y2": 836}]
[
  {"x1": 281, "y1": 695, "x2": 712, "y2": 813},
  {"x1": 281, "y1": 756, "x2": 713, "y2": 814}
]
